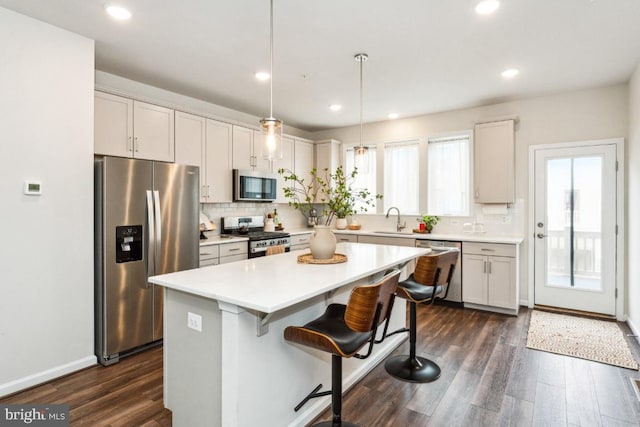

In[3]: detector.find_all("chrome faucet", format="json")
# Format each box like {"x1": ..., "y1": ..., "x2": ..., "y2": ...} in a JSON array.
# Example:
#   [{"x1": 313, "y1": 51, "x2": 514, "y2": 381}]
[{"x1": 385, "y1": 206, "x2": 406, "y2": 232}]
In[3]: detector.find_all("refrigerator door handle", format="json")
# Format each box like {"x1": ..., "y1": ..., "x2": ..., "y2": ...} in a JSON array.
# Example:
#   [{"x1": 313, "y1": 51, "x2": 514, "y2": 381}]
[
  {"x1": 146, "y1": 190, "x2": 156, "y2": 282},
  {"x1": 153, "y1": 190, "x2": 162, "y2": 273}
]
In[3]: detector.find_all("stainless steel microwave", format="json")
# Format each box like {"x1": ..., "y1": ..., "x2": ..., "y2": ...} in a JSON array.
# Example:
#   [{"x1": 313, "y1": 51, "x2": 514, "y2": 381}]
[{"x1": 233, "y1": 169, "x2": 278, "y2": 202}]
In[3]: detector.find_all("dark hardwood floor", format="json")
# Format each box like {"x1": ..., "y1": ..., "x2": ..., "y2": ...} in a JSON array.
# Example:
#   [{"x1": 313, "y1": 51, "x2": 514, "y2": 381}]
[{"x1": 2, "y1": 305, "x2": 640, "y2": 426}]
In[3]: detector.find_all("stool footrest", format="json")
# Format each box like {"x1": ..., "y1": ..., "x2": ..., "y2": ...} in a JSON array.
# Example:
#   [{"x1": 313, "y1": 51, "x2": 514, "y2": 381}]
[
  {"x1": 376, "y1": 326, "x2": 409, "y2": 343},
  {"x1": 294, "y1": 383, "x2": 331, "y2": 412},
  {"x1": 384, "y1": 354, "x2": 441, "y2": 383}
]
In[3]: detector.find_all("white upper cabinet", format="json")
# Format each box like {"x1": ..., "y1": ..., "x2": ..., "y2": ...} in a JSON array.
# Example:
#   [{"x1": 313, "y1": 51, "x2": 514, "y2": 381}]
[
  {"x1": 315, "y1": 139, "x2": 341, "y2": 176},
  {"x1": 95, "y1": 91, "x2": 175, "y2": 162},
  {"x1": 232, "y1": 126, "x2": 270, "y2": 172},
  {"x1": 275, "y1": 136, "x2": 294, "y2": 203},
  {"x1": 206, "y1": 119, "x2": 233, "y2": 202},
  {"x1": 314, "y1": 139, "x2": 342, "y2": 202},
  {"x1": 474, "y1": 120, "x2": 515, "y2": 203},
  {"x1": 95, "y1": 91, "x2": 133, "y2": 158},
  {"x1": 133, "y1": 101, "x2": 174, "y2": 162},
  {"x1": 175, "y1": 112, "x2": 232, "y2": 202},
  {"x1": 294, "y1": 139, "x2": 314, "y2": 187}
]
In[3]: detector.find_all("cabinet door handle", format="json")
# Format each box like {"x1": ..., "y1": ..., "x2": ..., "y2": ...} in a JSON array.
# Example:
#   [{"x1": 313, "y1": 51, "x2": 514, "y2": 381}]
[
  {"x1": 488, "y1": 261, "x2": 492, "y2": 274},
  {"x1": 134, "y1": 137, "x2": 139, "y2": 152},
  {"x1": 483, "y1": 261, "x2": 487, "y2": 274},
  {"x1": 128, "y1": 136, "x2": 133, "y2": 152},
  {"x1": 207, "y1": 185, "x2": 211, "y2": 198},
  {"x1": 228, "y1": 247, "x2": 240, "y2": 252},
  {"x1": 480, "y1": 248, "x2": 495, "y2": 252}
]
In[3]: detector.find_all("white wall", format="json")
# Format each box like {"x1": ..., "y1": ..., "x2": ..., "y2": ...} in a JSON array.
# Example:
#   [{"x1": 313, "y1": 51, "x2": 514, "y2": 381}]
[
  {"x1": 310, "y1": 85, "x2": 629, "y2": 306},
  {"x1": 0, "y1": 8, "x2": 95, "y2": 396},
  {"x1": 628, "y1": 64, "x2": 640, "y2": 338}
]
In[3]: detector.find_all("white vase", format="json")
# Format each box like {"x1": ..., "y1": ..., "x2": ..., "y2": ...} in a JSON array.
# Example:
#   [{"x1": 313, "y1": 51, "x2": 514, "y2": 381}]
[
  {"x1": 335, "y1": 217, "x2": 347, "y2": 230},
  {"x1": 309, "y1": 225, "x2": 336, "y2": 260}
]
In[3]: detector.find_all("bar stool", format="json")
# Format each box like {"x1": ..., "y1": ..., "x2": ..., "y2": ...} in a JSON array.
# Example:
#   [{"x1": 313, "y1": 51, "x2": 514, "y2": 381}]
[
  {"x1": 284, "y1": 270, "x2": 400, "y2": 427},
  {"x1": 384, "y1": 249, "x2": 458, "y2": 383}
]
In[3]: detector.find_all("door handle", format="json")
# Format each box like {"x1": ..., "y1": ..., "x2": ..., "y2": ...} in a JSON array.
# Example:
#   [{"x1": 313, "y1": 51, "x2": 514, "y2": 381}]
[
  {"x1": 536, "y1": 233, "x2": 547, "y2": 239},
  {"x1": 146, "y1": 190, "x2": 155, "y2": 283},
  {"x1": 153, "y1": 190, "x2": 162, "y2": 274}
]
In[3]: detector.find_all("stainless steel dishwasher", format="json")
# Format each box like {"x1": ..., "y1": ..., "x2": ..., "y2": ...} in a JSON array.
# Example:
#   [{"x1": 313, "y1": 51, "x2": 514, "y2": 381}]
[{"x1": 415, "y1": 239, "x2": 463, "y2": 303}]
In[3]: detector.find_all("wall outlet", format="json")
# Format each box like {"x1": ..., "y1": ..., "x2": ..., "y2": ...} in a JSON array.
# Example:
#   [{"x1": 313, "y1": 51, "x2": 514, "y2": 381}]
[
  {"x1": 450, "y1": 219, "x2": 460, "y2": 225},
  {"x1": 502, "y1": 216, "x2": 512, "y2": 224},
  {"x1": 187, "y1": 312, "x2": 202, "y2": 332}
]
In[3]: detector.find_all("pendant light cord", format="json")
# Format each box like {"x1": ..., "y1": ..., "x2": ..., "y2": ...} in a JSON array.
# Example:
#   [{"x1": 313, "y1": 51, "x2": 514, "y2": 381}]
[
  {"x1": 360, "y1": 54, "x2": 363, "y2": 148},
  {"x1": 269, "y1": 0, "x2": 274, "y2": 119}
]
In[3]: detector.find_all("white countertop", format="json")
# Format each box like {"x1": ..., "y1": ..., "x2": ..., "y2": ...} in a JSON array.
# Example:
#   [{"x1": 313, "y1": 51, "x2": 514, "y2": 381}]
[
  {"x1": 332, "y1": 229, "x2": 523, "y2": 244},
  {"x1": 150, "y1": 242, "x2": 430, "y2": 313}
]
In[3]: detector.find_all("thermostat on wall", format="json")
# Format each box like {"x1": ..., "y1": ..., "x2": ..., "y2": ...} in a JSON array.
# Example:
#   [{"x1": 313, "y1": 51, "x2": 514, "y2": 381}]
[{"x1": 24, "y1": 181, "x2": 42, "y2": 195}]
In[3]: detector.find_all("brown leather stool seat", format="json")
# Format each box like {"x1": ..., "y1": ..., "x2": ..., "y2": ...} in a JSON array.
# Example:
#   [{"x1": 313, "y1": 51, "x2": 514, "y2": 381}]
[
  {"x1": 284, "y1": 270, "x2": 400, "y2": 427},
  {"x1": 384, "y1": 249, "x2": 459, "y2": 383}
]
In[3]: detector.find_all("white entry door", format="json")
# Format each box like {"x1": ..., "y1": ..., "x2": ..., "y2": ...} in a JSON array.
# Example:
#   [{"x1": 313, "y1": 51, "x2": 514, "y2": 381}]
[{"x1": 533, "y1": 143, "x2": 617, "y2": 315}]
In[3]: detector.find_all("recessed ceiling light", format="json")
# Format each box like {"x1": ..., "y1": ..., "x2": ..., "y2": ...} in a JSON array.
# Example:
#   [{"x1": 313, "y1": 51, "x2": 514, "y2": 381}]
[
  {"x1": 104, "y1": 4, "x2": 132, "y2": 20},
  {"x1": 388, "y1": 113, "x2": 399, "y2": 120},
  {"x1": 501, "y1": 68, "x2": 520, "y2": 78},
  {"x1": 255, "y1": 71, "x2": 270, "y2": 81},
  {"x1": 475, "y1": 0, "x2": 500, "y2": 15},
  {"x1": 329, "y1": 104, "x2": 342, "y2": 112}
]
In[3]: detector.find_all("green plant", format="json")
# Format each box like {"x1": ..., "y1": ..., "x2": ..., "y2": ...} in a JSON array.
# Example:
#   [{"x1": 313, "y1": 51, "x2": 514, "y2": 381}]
[
  {"x1": 278, "y1": 166, "x2": 382, "y2": 226},
  {"x1": 421, "y1": 215, "x2": 439, "y2": 232}
]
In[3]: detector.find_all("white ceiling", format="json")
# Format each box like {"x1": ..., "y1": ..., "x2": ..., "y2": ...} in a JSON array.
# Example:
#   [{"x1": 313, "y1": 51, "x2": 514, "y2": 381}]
[{"x1": 2, "y1": 0, "x2": 640, "y2": 131}]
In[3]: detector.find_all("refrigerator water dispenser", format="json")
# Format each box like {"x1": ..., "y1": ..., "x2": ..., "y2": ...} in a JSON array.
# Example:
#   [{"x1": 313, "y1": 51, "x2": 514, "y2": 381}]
[{"x1": 115, "y1": 225, "x2": 142, "y2": 263}]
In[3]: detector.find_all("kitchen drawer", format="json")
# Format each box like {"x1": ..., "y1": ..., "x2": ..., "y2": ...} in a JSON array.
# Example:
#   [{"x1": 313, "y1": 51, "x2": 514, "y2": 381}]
[
  {"x1": 290, "y1": 244, "x2": 309, "y2": 252},
  {"x1": 463, "y1": 242, "x2": 516, "y2": 257},
  {"x1": 199, "y1": 245, "x2": 220, "y2": 260},
  {"x1": 219, "y1": 241, "x2": 247, "y2": 257},
  {"x1": 219, "y1": 253, "x2": 247, "y2": 264},
  {"x1": 199, "y1": 258, "x2": 220, "y2": 267},
  {"x1": 335, "y1": 233, "x2": 358, "y2": 243},
  {"x1": 291, "y1": 233, "x2": 312, "y2": 246}
]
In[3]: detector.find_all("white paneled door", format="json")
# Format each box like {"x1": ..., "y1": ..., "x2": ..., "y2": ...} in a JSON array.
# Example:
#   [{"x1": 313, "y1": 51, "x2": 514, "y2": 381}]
[{"x1": 533, "y1": 143, "x2": 617, "y2": 315}]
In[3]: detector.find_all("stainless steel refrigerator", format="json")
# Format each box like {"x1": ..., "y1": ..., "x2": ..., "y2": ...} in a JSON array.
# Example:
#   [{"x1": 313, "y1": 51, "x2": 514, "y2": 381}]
[{"x1": 95, "y1": 156, "x2": 199, "y2": 365}]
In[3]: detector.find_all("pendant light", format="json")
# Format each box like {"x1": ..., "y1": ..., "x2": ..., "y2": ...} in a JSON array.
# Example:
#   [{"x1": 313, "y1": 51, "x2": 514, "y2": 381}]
[
  {"x1": 260, "y1": 0, "x2": 283, "y2": 161},
  {"x1": 354, "y1": 53, "x2": 369, "y2": 173}
]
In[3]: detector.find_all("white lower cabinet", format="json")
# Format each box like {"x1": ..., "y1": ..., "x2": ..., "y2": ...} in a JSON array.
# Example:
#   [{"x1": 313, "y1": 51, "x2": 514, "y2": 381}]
[
  {"x1": 462, "y1": 242, "x2": 518, "y2": 315},
  {"x1": 290, "y1": 233, "x2": 312, "y2": 251},
  {"x1": 199, "y1": 241, "x2": 247, "y2": 266},
  {"x1": 219, "y1": 241, "x2": 248, "y2": 264},
  {"x1": 199, "y1": 245, "x2": 220, "y2": 267}
]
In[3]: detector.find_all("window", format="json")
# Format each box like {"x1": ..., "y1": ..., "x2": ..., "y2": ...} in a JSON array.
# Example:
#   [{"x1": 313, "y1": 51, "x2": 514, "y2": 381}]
[
  {"x1": 345, "y1": 146, "x2": 378, "y2": 213},
  {"x1": 427, "y1": 134, "x2": 471, "y2": 216},
  {"x1": 384, "y1": 141, "x2": 419, "y2": 214}
]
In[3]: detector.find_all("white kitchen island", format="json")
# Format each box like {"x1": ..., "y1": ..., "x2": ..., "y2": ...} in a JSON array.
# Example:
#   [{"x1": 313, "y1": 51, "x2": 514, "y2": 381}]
[{"x1": 148, "y1": 242, "x2": 430, "y2": 427}]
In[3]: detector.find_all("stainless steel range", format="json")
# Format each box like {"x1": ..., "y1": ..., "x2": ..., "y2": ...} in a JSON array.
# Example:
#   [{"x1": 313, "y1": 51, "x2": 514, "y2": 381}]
[{"x1": 221, "y1": 215, "x2": 290, "y2": 258}]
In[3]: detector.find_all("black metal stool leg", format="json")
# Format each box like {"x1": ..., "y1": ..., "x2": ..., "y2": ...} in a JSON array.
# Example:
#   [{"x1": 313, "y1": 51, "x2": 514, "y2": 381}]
[
  {"x1": 313, "y1": 355, "x2": 359, "y2": 427},
  {"x1": 384, "y1": 301, "x2": 441, "y2": 383}
]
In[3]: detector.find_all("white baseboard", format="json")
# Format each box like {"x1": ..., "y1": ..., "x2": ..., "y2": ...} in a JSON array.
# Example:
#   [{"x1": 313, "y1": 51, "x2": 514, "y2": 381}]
[
  {"x1": 628, "y1": 316, "x2": 640, "y2": 346},
  {"x1": 0, "y1": 355, "x2": 97, "y2": 398}
]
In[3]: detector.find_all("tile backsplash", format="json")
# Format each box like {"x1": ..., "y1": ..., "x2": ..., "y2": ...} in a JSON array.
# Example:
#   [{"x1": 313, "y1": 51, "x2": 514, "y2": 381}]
[{"x1": 201, "y1": 202, "x2": 310, "y2": 235}]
